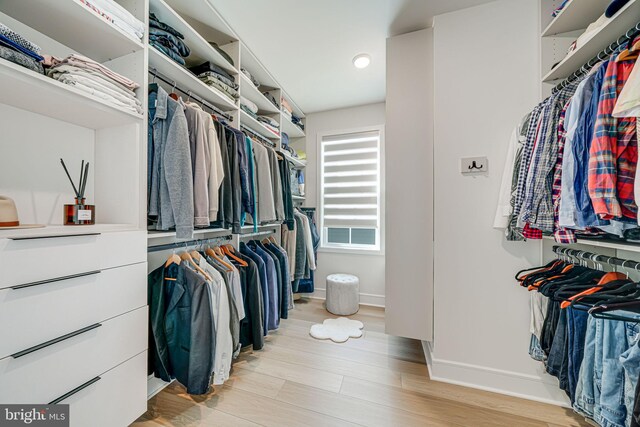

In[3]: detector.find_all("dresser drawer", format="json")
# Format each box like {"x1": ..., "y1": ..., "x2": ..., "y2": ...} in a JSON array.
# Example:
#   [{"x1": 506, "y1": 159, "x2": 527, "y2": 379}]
[
  {"x1": 62, "y1": 351, "x2": 147, "y2": 427},
  {"x1": 0, "y1": 230, "x2": 146, "y2": 290},
  {"x1": 0, "y1": 306, "x2": 147, "y2": 404},
  {"x1": 0, "y1": 262, "x2": 147, "y2": 359}
]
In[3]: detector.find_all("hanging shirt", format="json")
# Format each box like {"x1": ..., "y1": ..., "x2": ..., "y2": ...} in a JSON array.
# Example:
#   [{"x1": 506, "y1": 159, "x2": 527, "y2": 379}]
[
  {"x1": 183, "y1": 100, "x2": 211, "y2": 227},
  {"x1": 613, "y1": 56, "x2": 640, "y2": 118},
  {"x1": 521, "y1": 80, "x2": 581, "y2": 232},
  {"x1": 248, "y1": 241, "x2": 279, "y2": 331},
  {"x1": 198, "y1": 256, "x2": 233, "y2": 386},
  {"x1": 552, "y1": 103, "x2": 576, "y2": 244},
  {"x1": 240, "y1": 242, "x2": 269, "y2": 335},
  {"x1": 558, "y1": 70, "x2": 599, "y2": 229},
  {"x1": 252, "y1": 142, "x2": 277, "y2": 224},
  {"x1": 574, "y1": 61, "x2": 609, "y2": 229},
  {"x1": 494, "y1": 114, "x2": 529, "y2": 229},
  {"x1": 588, "y1": 58, "x2": 638, "y2": 220}
]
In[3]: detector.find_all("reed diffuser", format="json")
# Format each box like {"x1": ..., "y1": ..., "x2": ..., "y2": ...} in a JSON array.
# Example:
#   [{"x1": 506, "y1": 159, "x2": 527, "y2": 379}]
[{"x1": 60, "y1": 158, "x2": 95, "y2": 225}]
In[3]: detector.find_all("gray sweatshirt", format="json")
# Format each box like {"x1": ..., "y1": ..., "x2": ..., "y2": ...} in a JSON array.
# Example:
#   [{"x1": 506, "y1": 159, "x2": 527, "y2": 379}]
[{"x1": 183, "y1": 101, "x2": 211, "y2": 227}]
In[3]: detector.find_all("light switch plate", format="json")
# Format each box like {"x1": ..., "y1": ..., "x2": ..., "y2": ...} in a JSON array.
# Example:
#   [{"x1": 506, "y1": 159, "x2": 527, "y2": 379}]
[{"x1": 461, "y1": 157, "x2": 488, "y2": 174}]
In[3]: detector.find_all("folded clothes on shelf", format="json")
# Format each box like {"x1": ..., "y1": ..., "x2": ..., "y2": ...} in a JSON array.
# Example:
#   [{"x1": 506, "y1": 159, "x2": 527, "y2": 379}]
[
  {"x1": 208, "y1": 41, "x2": 234, "y2": 66},
  {"x1": 291, "y1": 114, "x2": 304, "y2": 130},
  {"x1": 281, "y1": 97, "x2": 293, "y2": 115},
  {"x1": 240, "y1": 96, "x2": 258, "y2": 115},
  {"x1": 189, "y1": 61, "x2": 235, "y2": 84},
  {"x1": 258, "y1": 115, "x2": 279, "y2": 129},
  {"x1": 0, "y1": 45, "x2": 43, "y2": 74},
  {"x1": 81, "y1": 0, "x2": 144, "y2": 41},
  {"x1": 240, "y1": 104, "x2": 258, "y2": 119},
  {"x1": 196, "y1": 70, "x2": 238, "y2": 90},
  {"x1": 241, "y1": 68, "x2": 260, "y2": 87},
  {"x1": 47, "y1": 54, "x2": 141, "y2": 114},
  {"x1": 199, "y1": 72, "x2": 239, "y2": 102},
  {"x1": 149, "y1": 12, "x2": 189, "y2": 66},
  {"x1": 262, "y1": 91, "x2": 279, "y2": 109},
  {"x1": 0, "y1": 22, "x2": 44, "y2": 73}
]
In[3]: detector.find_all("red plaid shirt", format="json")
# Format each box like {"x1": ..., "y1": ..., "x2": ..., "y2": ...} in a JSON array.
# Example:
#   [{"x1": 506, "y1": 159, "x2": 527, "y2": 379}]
[{"x1": 588, "y1": 59, "x2": 638, "y2": 220}]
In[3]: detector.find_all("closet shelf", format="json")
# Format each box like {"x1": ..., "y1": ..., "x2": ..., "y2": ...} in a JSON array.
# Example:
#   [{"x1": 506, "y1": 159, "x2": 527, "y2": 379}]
[
  {"x1": 147, "y1": 227, "x2": 231, "y2": 241},
  {"x1": 239, "y1": 74, "x2": 280, "y2": 114},
  {"x1": 239, "y1": 43, "x2": 280, "y2": 90},
  {"x1": 0, "y1": 58, "x2": 143, "y2": 129},
  {"x1": 149, "y1": 0, "x2": 238, "y2": 75},
  {"x1": 239, "y1": 110, "x2": 280, "y2": 141},
  {"x1": 543, "y1": 0, "x2": 640, "y2": 83},
  {"x1": 0, "y1": 0, "x2": 144, "y2": 63},
  {"x1": 0, "y1": 224, "x2": 138, "y2": 240},
  {"x1": 149, "y1": 46, "x2": 237, "y2": 111},
  {"x1": 280, "y1": 150, "x2": 306, "y2": 169},
  {"x1": 542, "y1": 0, "x2": 611, "y2": 37},
  {"x1": 281, "y1": 114, "x2": 305, "y2": 138},
  {"x1": 543, "y1": 235, "x2": 640, "y2": 254}
]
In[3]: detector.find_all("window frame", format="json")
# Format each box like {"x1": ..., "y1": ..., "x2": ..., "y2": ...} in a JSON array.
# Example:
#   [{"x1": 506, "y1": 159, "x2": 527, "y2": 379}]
[{"x1": 317, "y1": 125, "x2": 385, "y2": 255}]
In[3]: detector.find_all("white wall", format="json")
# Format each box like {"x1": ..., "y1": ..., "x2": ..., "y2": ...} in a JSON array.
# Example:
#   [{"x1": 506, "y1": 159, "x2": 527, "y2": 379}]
[
  {"x1": 430, "y1": 0, "x2": 569, "y2": 405},
  {"x1": 385, "y1": 29, "x2": 434, "y2": 341},
  {"x1": 300, "y1": 103, "x2": 386, "y2": 306}
]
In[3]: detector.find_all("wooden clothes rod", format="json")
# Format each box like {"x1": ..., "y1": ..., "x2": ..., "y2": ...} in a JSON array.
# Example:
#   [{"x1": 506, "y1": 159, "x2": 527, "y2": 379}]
[
  {"x1": 553, "y1": 246, "x2": 640, "y2": 270},
  {"x1": 149, "y1": 68, "x2": 234, "y2": 122},
  {"x1": 148, "y1": 235, "x2": 233, "y2": 253},
  {"x1": 552, "y1": 21, "x2": 640, "y2": 93}
]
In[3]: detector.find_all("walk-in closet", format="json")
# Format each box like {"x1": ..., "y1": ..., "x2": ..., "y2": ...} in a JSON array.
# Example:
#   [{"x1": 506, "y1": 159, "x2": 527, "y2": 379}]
[{"x1": 2, "y1": 0, "x2": 640, "y2": 426}]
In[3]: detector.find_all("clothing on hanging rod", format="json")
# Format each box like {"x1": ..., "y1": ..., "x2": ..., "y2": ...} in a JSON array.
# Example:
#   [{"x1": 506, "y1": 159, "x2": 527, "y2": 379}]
[
  {"x1": 147, "y1": 235, "x2": 233, "y2": 253},
  {"x1": 241, "y1": 125, "x2": 276, "y2": 147},
  {"x1": 552, "y1": 245, "x2": 640, "y2": 270},
  {"x1": 552, "y1": 21, "x2": 640, "y2": 93},
  {"x1": 149, "y1": 67, "x2": 234, "y2": 122}
]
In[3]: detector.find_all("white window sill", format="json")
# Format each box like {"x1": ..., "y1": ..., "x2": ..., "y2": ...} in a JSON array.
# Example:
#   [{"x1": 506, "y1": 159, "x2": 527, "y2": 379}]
[{"x1": 319, "y1": 246, "x2": 385, "y2": 256}]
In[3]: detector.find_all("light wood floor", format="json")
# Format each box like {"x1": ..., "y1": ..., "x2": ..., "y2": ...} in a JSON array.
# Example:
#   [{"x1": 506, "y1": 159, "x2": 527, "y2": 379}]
[{"x1": 132, "y1": 299, "x2": 589, "y2": 427}]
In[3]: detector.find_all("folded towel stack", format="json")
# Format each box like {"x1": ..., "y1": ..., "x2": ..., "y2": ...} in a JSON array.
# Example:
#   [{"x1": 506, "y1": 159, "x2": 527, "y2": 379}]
[
  {"x1": 0, "y1": 22, "x2": 44, "y2": 74},
  {"x1": 257, "y1": 115, "x2": 280, "y2": 137},
  {"x1": 47, "y1": 54, "x2": 142, "y2": 114},
  {"x1": 240, "y1": 96, "x2": 259, "y2": 119},
  {"x1": 149, "y1": 12, "x2": 190, "y2": 66}
]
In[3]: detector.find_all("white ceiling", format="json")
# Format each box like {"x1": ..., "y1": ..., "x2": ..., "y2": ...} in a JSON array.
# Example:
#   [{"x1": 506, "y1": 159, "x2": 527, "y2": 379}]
[{"x1": 212, "y1": 0, "x2": 495, "y2": 113}]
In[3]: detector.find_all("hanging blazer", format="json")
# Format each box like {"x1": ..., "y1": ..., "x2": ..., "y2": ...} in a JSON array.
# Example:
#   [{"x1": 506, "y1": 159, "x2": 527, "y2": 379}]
[{"x1": 148, "y1": 263, "x2": 215, "y2": 395}]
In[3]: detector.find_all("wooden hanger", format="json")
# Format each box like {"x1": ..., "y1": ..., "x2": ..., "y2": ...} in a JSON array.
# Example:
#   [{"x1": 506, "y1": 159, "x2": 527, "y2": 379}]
[
  {"x1": 268, "y1": 236, "x2": 277, "y2": 244},
  {"x1": 221, "y1": 244, "x2": 248, "y2": 267},
  {"x1": 205, "y1": 247, "x2": 234, "y2": 271},
  {"x1": 180, "y1": 251, "x2": 212, "y2": 281},
  {"x1": 164, "y1": 252, "x2": 182, "y2": 281}
]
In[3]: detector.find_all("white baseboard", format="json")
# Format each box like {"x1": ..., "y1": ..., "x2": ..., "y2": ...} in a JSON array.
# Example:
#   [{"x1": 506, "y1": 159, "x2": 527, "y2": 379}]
[
  {"x1": 306, "y1": 287, "x2": 386, "y2": 307},
  {"x1": 420, "y1": 342, "x2": 571, "y2": 408}
]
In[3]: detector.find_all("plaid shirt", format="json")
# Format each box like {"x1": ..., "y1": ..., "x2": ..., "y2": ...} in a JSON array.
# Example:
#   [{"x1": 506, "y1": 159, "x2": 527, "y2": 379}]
[
  {"x1": 521, "y1": 81, "x2": 581, "y2": 232},
  {"x1": 509, "y1": 102, "x2": 546, "y2": 229},
  {"x1": 553, "y1": 102, "x2": 577, "y2": 243},
  {"x1": 588, "y1": 59, "x2": 638, "y2": 220}
]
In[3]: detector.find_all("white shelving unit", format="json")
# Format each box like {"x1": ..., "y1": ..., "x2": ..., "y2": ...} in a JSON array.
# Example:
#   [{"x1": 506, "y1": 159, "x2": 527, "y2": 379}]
[
  {"x1": 240, "y1": 110, "x2": 281, "y2": 140},
  {"x1": 542, "y1": 0, "x2": 611, "y2": 37},
  {"x1": 542, "y1": 0, "x2": 640, "y2": 83},
  {"x1": 0, "y1": 0, "x2": 144, "y2": 62},
  {"x1": 240, "y1": 73, "x2": 280, "y2": 114},
  {"x1": 539, "y1": 0, "x2": 640, "y2": 260}
]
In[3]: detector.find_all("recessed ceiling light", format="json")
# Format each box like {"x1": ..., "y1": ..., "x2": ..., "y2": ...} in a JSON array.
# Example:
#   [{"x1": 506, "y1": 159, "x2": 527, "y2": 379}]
[{"x1": 353, "y1": 54, "x2": 371, "y2": 69}]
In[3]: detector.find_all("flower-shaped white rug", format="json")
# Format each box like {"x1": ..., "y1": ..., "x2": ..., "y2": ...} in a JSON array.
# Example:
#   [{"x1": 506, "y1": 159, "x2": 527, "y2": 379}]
[{"x1": 309, "y1": 317, "x2": 364, "y2": 343}]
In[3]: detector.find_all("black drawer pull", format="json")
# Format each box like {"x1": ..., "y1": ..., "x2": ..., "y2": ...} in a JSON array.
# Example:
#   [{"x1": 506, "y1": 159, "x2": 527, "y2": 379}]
[
  {"x1": 9, "y1": 233, "x2": 101, "y2": 241},
  {"x1": 11, "y1": 323, "x2": 102, "y2": 359},
  {"x1": 10, "y1": 270, "x2": 101, "y2": 290},
  {"x1": 49, "y1": 376, "x2": 101, "y2": 404}
]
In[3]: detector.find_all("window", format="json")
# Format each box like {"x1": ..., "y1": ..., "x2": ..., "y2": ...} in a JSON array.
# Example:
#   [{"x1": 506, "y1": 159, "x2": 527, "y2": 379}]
[{"x1": 320, "y1": 129, "x2": 382, "y2": 251}]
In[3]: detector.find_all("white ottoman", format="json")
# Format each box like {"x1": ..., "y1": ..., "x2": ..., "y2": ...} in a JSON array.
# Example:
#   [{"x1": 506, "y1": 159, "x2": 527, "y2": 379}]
[{"x1": 326, "y1": 274, "x2": 360, "y2": 316}]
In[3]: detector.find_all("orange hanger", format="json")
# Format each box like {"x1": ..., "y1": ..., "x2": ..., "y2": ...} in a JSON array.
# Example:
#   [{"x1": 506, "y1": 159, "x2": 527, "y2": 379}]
[
  {"x1": 205, "y1": 247, "x2": 234, "y2": 272},
  {"x1": 560, "y1": 272, "x2": 627, "y2": 309},
  {"x1": 616, "y1": 35, "x2": 640, "y2": 62},
  {"x1": 221, "y1": 244, "x2": 248, "y2": 267}
]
